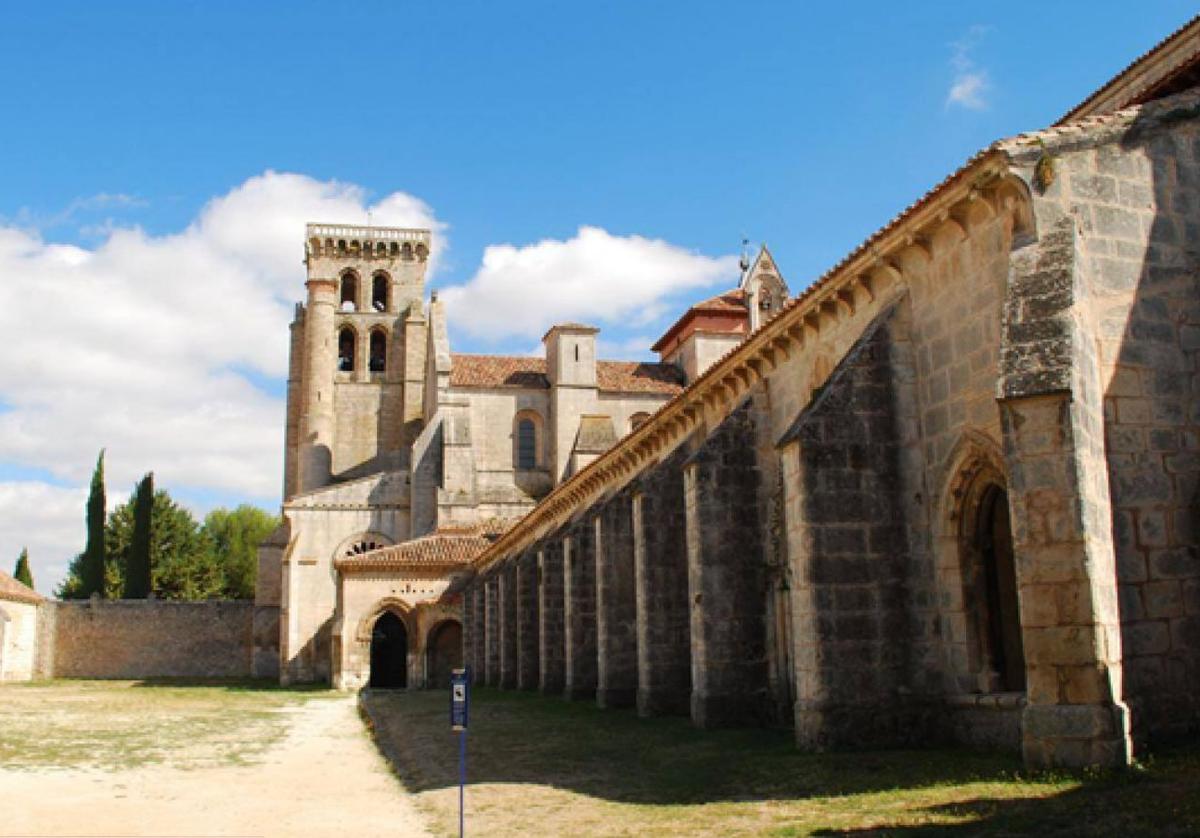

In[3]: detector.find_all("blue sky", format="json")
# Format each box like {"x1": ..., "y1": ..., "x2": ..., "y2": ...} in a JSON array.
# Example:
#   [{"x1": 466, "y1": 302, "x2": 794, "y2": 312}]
[{"x1": 0, "y1": 1, "x2": 1194, "y2": 590}]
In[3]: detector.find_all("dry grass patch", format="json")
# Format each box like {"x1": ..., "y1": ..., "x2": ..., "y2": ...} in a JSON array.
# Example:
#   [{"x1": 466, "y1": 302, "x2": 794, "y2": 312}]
[
  {"x1": 0, "y1": 678, "x2": 331, "y2": 770},
  {"x1": 364, "y1": 687, "x2": 1200, "y2": 837}
]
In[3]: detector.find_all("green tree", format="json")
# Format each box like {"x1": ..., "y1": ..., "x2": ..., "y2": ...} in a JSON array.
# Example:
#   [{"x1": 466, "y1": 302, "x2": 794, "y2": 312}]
[
  {"x1": 200, "y1": 505, "x2": 281, "y2": 599},
  {"x1": 106, "y1": 489, "x2": 217, "y2": 600},
  {"x1": 12, "y1": 547, "x2": 34, "y2": 589},
  {"x1": 124, "y1": 472, "x2": 154, "y2": 598},
  {"x1": 79, "y1": 450, "x2": 107, "y2": 598}
]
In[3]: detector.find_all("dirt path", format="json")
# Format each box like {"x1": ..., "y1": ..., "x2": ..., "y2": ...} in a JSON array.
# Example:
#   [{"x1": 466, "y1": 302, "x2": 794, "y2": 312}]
[{"x1": 4, "y1": 695, "x2": 432, "y2": 838}]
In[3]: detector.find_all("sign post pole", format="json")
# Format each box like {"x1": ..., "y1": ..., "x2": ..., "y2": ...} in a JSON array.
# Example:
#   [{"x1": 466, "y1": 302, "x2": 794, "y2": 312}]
[{"x1": 450, "y1": 667, "x2": 470, "y2": 838}]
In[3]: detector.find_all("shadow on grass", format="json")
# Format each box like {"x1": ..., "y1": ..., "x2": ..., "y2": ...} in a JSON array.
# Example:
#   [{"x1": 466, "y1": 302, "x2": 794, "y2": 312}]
[
  {"x1": 815, "y1": 744, "x2": 1200, "y2": 836},
  {"x1": 362, "y1": 688, "x2": 1200, "y2": 835},
  {"x1": 127, "y1": 677, "x2": 331, "y2": 693}
]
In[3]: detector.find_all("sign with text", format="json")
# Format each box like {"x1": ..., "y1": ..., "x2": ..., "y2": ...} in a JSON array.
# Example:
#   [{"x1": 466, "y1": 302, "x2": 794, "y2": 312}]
[{"x1": 450, "y1": 668, "x2": 469, "y2": 731}]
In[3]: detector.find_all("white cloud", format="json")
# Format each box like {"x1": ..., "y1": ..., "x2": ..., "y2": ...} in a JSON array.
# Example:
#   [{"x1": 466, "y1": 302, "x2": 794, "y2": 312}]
[
  {"x1": 439, "y1": 226, "x2": 738, "y2": 342},
  {"x1": 0, "y1": 172, "x2": 445, "y2": 592},
  {"x1": 0, "y1": 482, "x2": 88, "y2": 596},
  {"x1": 946, "y1": 25, "x2": 992, "y2": 111}
]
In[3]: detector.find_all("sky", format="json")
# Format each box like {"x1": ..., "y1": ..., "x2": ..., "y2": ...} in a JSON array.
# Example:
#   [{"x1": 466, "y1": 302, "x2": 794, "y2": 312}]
[{"x1": 0, "y1": 1, "x2": 1195, "y2": 593}]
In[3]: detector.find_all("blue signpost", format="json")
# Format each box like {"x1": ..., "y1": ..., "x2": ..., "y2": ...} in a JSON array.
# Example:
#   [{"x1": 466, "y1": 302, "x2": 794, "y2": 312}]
[{"x1": 450, "y1": 668, "x2": 470, "y2": 837}]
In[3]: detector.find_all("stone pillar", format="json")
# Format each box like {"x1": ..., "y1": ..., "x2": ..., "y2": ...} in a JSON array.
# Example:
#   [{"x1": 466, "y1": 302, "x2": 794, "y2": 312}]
[
  {"x1": 517, "y1": 550, "x2": 540, "y2": 690},
  {"x1": 683, "y1": 404, "x2": 770, "y2": 728},
  {"x1": 563, "y1": 524, "x2": 598, "y2": 700},
  {"x1": 633, "y1": 450, "x2": 692, "y2": 717},
  {"x1": 1002, "y1": 394, "x2": 1132, "y2": 768},
  {"x1": 538, "y1": 541, "x2": 566, "y2": 695},
  {"x1": 462, "y1": 581, "x2": 475, "y2": 681},
  {"x1": 484, "y1": 575, "x2": 500, "y2": 687},
  {"x1": 595, "y1": 493, "x2": 638, "y2": 708},
  {"x1": 499, "y1": 561, "x2": 519, "y2": 689},
  {"x1": 470, "y1": 583, "x2": 486, "y2": 683},
  {"x1": 297, "y1": 277, "x2": 338, "y2": 493}
]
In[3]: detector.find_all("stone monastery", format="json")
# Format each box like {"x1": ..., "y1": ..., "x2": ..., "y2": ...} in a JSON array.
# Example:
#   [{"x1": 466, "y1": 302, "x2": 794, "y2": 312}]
[
  {"x1": 2, "y1": 15, "x2": 1200, "y2": 774},
  {"x1": 251, "y1": 224, "x2": 789, "y2": 691}
]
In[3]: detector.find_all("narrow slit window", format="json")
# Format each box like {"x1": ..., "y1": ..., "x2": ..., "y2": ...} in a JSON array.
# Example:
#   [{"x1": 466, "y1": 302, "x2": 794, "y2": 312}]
[{"x1": 516, "y1": 418, "x2": 537, "y2": 469}]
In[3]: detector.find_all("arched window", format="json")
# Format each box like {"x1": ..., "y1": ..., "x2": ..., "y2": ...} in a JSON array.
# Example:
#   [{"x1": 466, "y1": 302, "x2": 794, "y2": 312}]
[
  {"x1": 372, "y1": 273, "x2": 389, "y2": 312},
  {"x1": 340, "y1": 272, "x2": 358, "y2": 311},
  {"x1": 629, "y1": 412, "x2": 651, "y2": 432},
  {"x1": 958, "y1": 472, "x2": 1025, "y2": 693},
  {"x1": 515, "y1": 414, "x2": 539, "y2": 469},
  {"x1": 338, "y1": 327, "x2": 356, "y2": 372},
  {"x1": 369, "y1": 329, "x2": 387, "y2": 372},
  {"x1": 974, "y1": 485, "x2": 1024, "y2": 692}
]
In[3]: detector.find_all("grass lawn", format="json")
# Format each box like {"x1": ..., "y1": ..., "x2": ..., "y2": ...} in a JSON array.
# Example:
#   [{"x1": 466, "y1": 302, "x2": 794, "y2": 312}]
[
  {"x1": 363, "y1": 687, "x2": 1200, "y2": 837},
  {"x1": 0, "y1": 678, "x2": 330, "y2": 771}
]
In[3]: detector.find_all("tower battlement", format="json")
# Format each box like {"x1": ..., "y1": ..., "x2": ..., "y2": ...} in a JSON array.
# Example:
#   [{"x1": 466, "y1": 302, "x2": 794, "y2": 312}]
[{"x1": 306, "y1": 223, "x2": 431, "y2": 261}]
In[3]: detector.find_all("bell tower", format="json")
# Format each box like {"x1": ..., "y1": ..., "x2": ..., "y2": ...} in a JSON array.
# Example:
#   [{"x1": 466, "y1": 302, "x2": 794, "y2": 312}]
[{"x1": 287, "y1": 223, "x2": 431, "y2": 498}]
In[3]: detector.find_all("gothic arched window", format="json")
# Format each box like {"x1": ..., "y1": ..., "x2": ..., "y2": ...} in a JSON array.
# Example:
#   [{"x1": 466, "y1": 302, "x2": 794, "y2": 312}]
[
  {"x1": 630, "y1": 412, "x2": 651, "y2": 432},
  {"x1": 369, "y1": 329, "x2": 387, "y2": 373},
  {"x1": 338, "y1": 327, "x2": 356, "y2": 372}
]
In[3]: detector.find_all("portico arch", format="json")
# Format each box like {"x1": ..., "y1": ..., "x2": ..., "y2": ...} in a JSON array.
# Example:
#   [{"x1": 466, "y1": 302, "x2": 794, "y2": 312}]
[
  {"x1": 425, "y1": 618, "x2": 463, "y2": 690},
  {"x1": 356, "y1": 598, "x2": 417, "y2": 689}
]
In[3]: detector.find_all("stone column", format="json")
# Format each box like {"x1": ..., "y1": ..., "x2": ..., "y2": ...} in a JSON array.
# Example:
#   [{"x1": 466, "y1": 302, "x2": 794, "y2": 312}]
[
  {"x1": 538, "y1": 541, "x2": 566, "y2": 695},
  {"x1": 297, "y1": 277, "x2": 338, "y2": 493},
  {"x1": 563, "y1": 524, "x2": 598, "y2": 700},
  {"x1": 683, "y1": 404, "x2": 770, "y2": 729},
  {"x1": 517, "y1": 550, "x2": 540, "y2": 690},
  {"x1": 484, "y1": 575, "x2": 500, "y2": 687},
  {"x1": 470, "y1": 583, "x2": 486, "y2": 683},
  {"x1": 633, "y1": 451, "x2": 692, "y2": 717},
  {"x1": 595, "y1": 493, "x2": 638, "y2": 708},
  {"x1": 499, "y1": 561, "x2": 519, "y2": 689},
  {"x1": 462, "y1": 581, "x2": 475, "y2": 681},
  {"x1": 1002, "y1": 394, "x2": 1132, "y2": 768}
]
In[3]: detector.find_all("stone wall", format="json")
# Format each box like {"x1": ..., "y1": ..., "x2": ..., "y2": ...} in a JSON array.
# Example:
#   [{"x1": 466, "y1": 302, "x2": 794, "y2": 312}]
[{"x1": 50, "y1": 600, "x2": 254, "y2": 679}]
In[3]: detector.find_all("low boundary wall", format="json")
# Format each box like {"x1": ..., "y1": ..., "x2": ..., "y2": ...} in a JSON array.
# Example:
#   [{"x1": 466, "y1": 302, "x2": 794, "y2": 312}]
[{"x1": 49, "y1": 600, "x2": 254, "y2": 679}]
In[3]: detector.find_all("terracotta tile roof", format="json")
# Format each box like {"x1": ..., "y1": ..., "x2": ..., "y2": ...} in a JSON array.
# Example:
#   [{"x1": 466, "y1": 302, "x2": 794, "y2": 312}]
[
  {"x1": 651, "y1": 288, "x2": 749, "y2": 352},
  {"x1": 450, "y1": 353, "x2": 683, "y2": 395},
  {"x1": 451, "y1": 354, "x2": 549, "y2": 389},
  {"x1": 0, "y1": 570, "x2": 44, "y2": 605},
  {"x1": 692, "y1": 288, "x2": 748, "y2": 313},
  {"x1": 596, "y1": 360, "x2": 685, "y2": 394},
  {"x1": 1059, "y1": 14, "x2": 1200, "y2": 123},
  {"x1": 336, "y1": 519, "x2": 517, "y2": 572}
]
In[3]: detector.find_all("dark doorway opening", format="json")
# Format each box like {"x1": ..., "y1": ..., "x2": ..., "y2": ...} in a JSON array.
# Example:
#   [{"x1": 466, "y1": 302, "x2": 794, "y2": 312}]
[
  {"x1": 426, "y1": 620, "x2": 463, "y2": 690},
  {"x1": 977, "y1": 486, "x2": 1025, "y2": 691},
  {"x1": 369, "y1": 611, "x2": 408, "y2": 688}
]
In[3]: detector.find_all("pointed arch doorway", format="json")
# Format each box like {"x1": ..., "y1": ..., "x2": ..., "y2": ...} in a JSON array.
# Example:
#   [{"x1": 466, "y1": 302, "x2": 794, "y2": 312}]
[{"x1": 369, "y1": 611, "x2": 408, "y2": 688}]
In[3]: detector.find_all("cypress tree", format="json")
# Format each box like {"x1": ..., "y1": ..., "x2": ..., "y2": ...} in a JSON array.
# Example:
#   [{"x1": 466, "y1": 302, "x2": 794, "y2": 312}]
[
  {"x1": 80, "y1": 449, "x2": 107, "y2": 597},
  {"x1": 125, "y1": 472, "x2": 154, "y2": 598},
  {"x1": 13, "y1": 547, "x2": 33, "y2": 589}
]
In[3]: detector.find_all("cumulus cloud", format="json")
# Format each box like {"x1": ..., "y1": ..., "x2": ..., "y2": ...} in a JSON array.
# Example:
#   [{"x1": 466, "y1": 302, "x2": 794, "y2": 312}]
[
  {"x1": 439, "y1": 226, "x2": 738, "y2": 342},
  {"x1": 0, "y1": 482, "x2": 89, "y2": 595},
  {"x1": 946, "y1": 25, "x2": 992, "y2": 111},
  {"x1": 0, "y1": 172, "x2": 444, "y2": 590}
]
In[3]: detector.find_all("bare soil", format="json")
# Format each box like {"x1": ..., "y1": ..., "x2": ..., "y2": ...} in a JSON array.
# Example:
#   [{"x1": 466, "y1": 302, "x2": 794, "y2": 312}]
[{"x1": 2, "y1": 681, "x2": 430, "y2": 838}]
